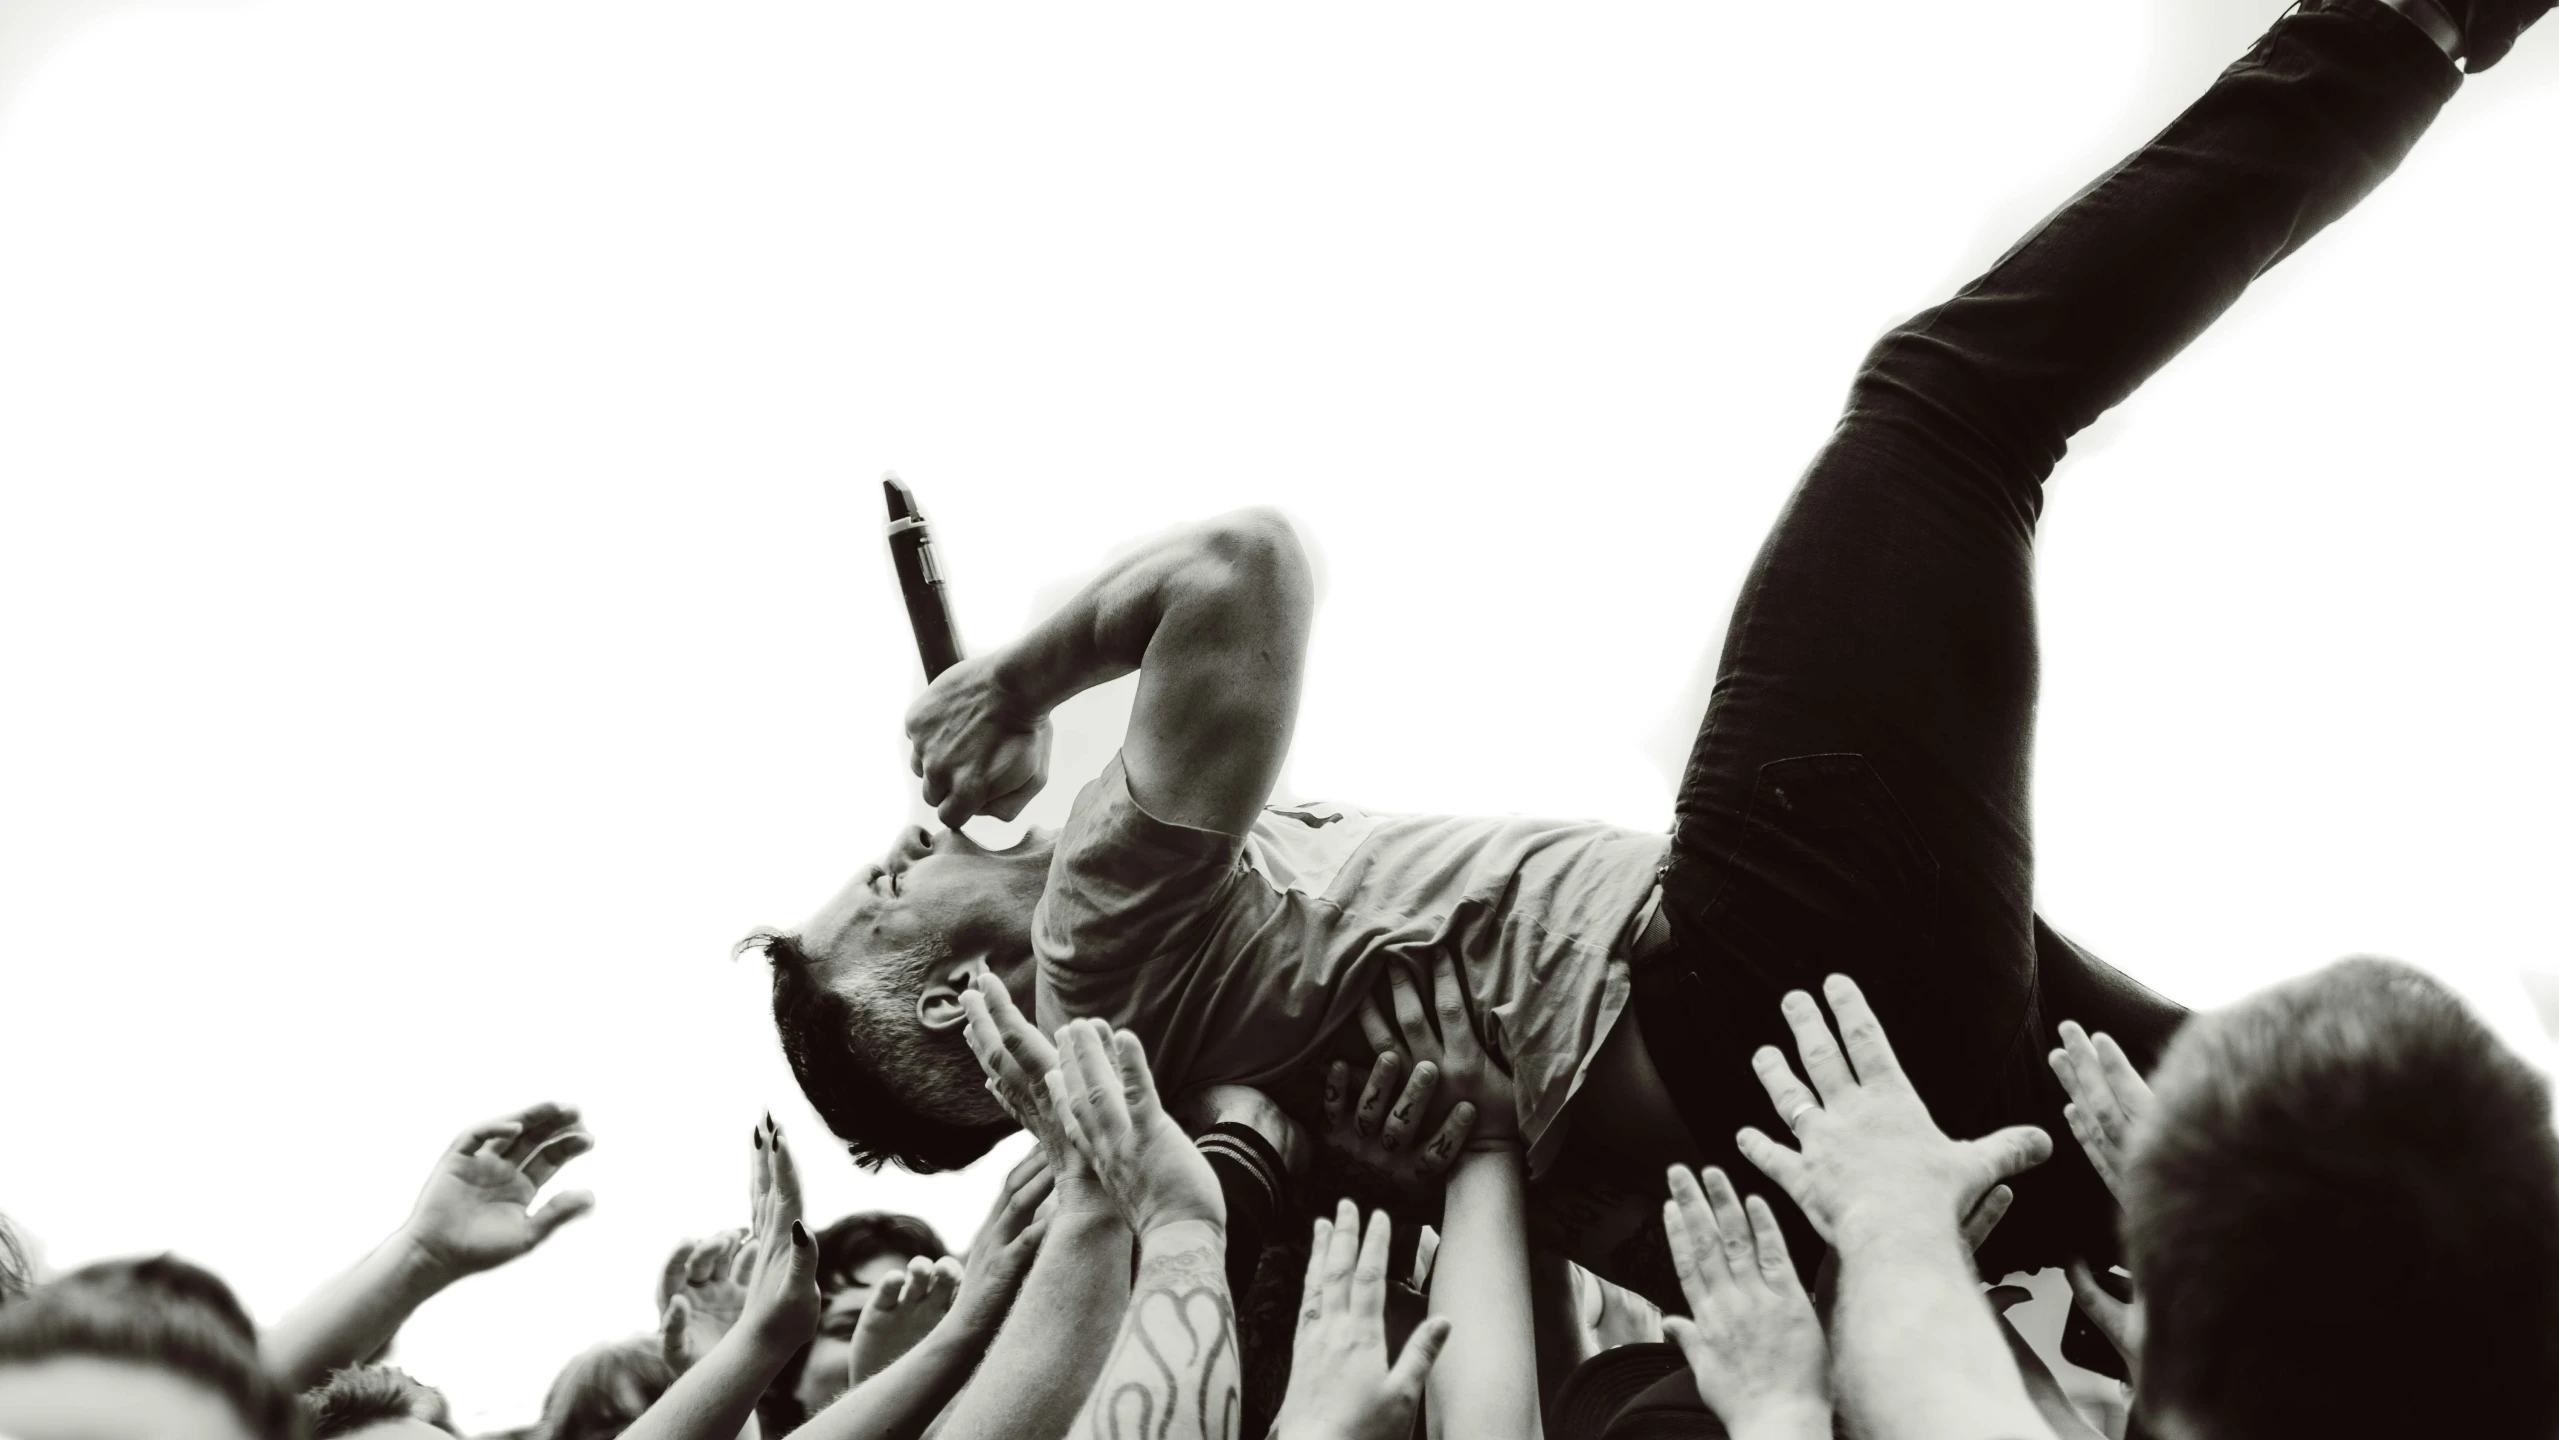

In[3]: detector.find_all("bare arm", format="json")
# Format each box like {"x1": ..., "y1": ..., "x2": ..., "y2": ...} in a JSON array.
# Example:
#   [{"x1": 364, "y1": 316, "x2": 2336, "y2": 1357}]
[
  {"x1": 263, "y1": 1104, "x2": 594, "y2": 1389},
  {"x1": 906, "y1": 507, "x2": 1312, "y2": 835},
  {"x1": 1737, "y1": 977, "x2": 2058, "y2": 1440},
  {"x1": 625, "y1": 1124, "x2": 819, "y2": 1440},
  {"x1": 1426, "y1": 1141, "x2": 1541, "y2": 1440}
]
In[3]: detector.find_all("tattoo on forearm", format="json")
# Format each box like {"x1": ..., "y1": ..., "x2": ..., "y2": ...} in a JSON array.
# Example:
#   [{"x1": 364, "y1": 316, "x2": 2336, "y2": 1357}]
[{"x1": 1074, "y1": 1238, "x2": 1241, "y2": 1440}]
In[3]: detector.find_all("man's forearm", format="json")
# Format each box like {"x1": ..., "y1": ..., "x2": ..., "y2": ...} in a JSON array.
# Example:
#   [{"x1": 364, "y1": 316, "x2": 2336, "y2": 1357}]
[
  {"x1": 930, "y1": 1210, "x2": 1134, "y2": 1440},
  {"x1": 621, "y1": 1321, "x2": 799, "y2": 1440},
  {"x1": 1067, "y1": 1220, "x2": 1238, "y2": 1440},
  {"x1": 1831, "y1": 1221, "x2": 2055, "y2": 1440},
  {"x1": 261, "y1": 1229, "x2": 451, "y2": 1390},
  {"x1": 988, "y1": 509, "x2": 1302, "y2": 717}
]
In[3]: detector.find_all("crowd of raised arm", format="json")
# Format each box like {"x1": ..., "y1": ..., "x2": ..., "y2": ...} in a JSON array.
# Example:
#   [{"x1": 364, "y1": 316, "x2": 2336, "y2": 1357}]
[{"x1": 4, "y1": 946, "x2": 2554, "y2": 1440}]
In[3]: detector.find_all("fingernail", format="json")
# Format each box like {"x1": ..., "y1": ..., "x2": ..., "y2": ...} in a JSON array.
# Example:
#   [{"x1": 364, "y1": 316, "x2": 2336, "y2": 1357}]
[
  {"x1": 791, "y1": 1220, "x2": 810, "y2": 1243},
  {"x1": 753, "y1": 1128, "x2": 763, "y2": 1150}
]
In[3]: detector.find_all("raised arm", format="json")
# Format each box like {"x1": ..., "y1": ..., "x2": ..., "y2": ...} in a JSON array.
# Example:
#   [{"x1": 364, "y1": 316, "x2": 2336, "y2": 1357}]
[
  {"x1": 624, "y1": 1118, "x2": 820, "y2": 1440},
  {"x1": 1375, "y1": 956, "x2": 1539, "y2": 1440},
  {"x1": 905, "y1": 507, "x2": 1313, "y2": 834},
  {"x1": 1045, "y1": 1018, "x2": 1240, "y2": 1440},
  {"x1": 262, "y1": 1103, "x2": 595, "y2": 1389},
  {"x1": 884, "y1": 975, "x2": 1137, "y2": 1440},
  {"x1": 1736, "y1": 977, "x2": 2057, "y2": 1440}
]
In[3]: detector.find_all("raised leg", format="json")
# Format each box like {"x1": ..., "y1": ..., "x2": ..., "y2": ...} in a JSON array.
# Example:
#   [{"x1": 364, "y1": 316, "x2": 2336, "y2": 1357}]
[{"x1": 1635, "y1": 0, "x2": 2464, "y2": 1278}]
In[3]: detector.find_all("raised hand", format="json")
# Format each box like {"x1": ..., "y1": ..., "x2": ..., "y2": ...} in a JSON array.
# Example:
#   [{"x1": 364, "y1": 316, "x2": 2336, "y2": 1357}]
[
  {"x1": 1661, "y1": 1166, "x2": 1829, "y2": 1440},
  {"x1": 945, "y1": 1148, "x2": 1054, "y2": 1341},
  {"x1": 400, "y1": 1102, "x2": 595, "y2": 1283},
  {"x1": 904, "y1": 652, "x2": 1053, "y2": 827},
  {"x1": 1318, "y1": 1051, "x2": 1476, "y2": 1200},
  {"x1": 660, "y1": 1230, "x2": 749, "y2": 1373},
  {"x1": 1271, "y1": 1201, "x2": 1451, "y2": 1440},
  {"x1": 1361, "y1": 952, "x2": 1516, "y2": 1143},
  {"x1": 1736, "y1": 975, "x2": 2052, "y2": 1246},
  {"x1": 961, "y1": 973, "x2": 1108, "y2": 1211},
  {"x1": 846, "y1": 1253, "x2": 967, "y2": 1384},
  {"x1": 664, "y1": 1116, "x2": 817, "y2": 1372},
  {"x1": 1044, "y1": 1018, "x2": 1223, "y2": 1237},
  {"x1": 2047, "y1": 1019, "x2": 2154, "y2": 1204},
  {"x1": 2048, "y1": 1018, "x2": 2152, "y2": 1382}
]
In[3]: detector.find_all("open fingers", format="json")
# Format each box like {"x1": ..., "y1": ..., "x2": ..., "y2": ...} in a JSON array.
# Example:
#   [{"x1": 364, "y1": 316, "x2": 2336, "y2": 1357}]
[
  {"x1": 1664, "y1": 1167, "x2": 1732, "y2": 1297},
  {"x1": 1778, "y1": 992, "x2": 1856, "y2": 1102},
  {"x1": 1356, "y1": 992, "x2": 1402, "y2": 1062},
  {"x1": 1749, "y1": 1046, "x2": 1822, "y2": 1134},
  {"x1": 1821, "y1": 974, "x2": 1905, "y2": 1085},
  {"x1": 2056, "y1": 1022, "x2": 2127, "y2": 1145},
  {"x1": 1378, "y1": 1061, "x2": 1440, "y2": 1153},
  {"x1": 2090, "y1": 1031, "x2": 2153, "y2": 1120},
  {"x1": 1734, "y1": 1127, "x2": 1817, "y2": 1235}
]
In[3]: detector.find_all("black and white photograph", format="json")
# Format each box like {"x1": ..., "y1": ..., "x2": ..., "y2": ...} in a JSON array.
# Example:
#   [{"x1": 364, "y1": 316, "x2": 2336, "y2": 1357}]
[{"x1": 1, "y1": 3, "x2": 2555, "y2": 1437}]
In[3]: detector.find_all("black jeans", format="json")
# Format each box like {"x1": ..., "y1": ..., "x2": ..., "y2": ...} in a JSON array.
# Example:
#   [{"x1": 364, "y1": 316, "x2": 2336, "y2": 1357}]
[{"x1": 1633, "y1": 0, "x2": 2460, "y2": 1280}]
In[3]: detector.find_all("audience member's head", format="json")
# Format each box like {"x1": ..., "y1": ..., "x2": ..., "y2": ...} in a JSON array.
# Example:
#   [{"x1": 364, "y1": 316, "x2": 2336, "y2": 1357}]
[
  {"x1": 535, "y1": 1336, "x2": 673, "y2": 1440},
  {"x1": 2128, "y1": 957, "x2": 2559, "y2": 1440},
  {"x1": 742, "y1": 926, "x2": 1012, "y2": 1173},
  {"x1": 779, "y1": 1211, "x2": 950, "y2": 1415},
  {"x1": 303, "y1": 1364, "x2": 459, "y2": 1440},
  {"x1": 0, "y1": 1254, "x2": 299, "y2": 1440}
]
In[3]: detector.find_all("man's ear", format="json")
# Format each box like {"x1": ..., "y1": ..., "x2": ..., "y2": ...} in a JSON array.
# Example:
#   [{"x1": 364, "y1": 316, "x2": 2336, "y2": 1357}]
[{"x1": 916, "y1": 953, "x2": 993, "y2": 1035}]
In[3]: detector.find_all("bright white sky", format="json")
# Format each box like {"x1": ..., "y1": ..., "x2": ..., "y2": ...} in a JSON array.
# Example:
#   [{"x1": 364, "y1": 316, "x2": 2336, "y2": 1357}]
[{"x1": 0, "y1": 1, "x2": 2552, "y2": 1429}]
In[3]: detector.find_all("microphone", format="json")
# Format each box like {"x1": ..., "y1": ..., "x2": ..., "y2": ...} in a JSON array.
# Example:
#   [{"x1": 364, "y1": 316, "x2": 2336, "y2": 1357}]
[{"x1": 882, "y1": 473, "x2": 963, "y2": 682}]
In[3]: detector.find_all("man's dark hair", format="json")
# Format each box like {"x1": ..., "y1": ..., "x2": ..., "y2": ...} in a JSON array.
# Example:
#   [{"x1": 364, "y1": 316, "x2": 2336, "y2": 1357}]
[
  {"x1": 302, "y1": 1365, "x2": 458, "y2": 1438},
  {"x1": 2128, "y1": 956, "x2": 2559, "y2": 1440},
  {"x1": 815, "y1": 1211, "x2": 949, "y2": 1292},
  {"x1": 740, "y1": 928, "x2": 1011, "y2": 1173},
  {"x1": 0, "y1": 1253, "x2": 299, "y2": 1440}
]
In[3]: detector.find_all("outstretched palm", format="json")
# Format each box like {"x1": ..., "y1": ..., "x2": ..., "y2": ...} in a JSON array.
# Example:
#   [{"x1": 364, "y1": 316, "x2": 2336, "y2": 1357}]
[{"x1": 402, "y1": 1102, "x2": 595, "y2": 1281}]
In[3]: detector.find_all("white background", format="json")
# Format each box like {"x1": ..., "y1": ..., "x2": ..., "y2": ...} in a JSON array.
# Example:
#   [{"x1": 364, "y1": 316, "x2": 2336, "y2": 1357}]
[{"x1": 0, "y1": 1, "x2": 2552, "y2": 1429}]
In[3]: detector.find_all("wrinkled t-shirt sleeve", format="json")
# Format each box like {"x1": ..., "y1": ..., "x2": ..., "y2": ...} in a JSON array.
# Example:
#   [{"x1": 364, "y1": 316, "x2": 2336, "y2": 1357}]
[{"x1": 1034, "y1": 753, "x2": 1245, "y2": 979}]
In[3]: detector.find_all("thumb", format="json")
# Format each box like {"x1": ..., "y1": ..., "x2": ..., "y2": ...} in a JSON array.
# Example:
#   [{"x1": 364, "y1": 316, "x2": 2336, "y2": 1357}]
[
  {"x1": 1389, "y1": 1316, "x2": 1454, "y2": 1396},
  {"x1": 529, "y1": 1190, "x2": 597, "y2": 1243},
  {"x1": 1659, "y1": 1315, "x2": 1707, "y2": 1368},
  {"x1": 659, "y1": 1294, "x2": 691, "y2": 1367},
  {"x1": 1966, "y1": 1126, "x2": 2053, "y2": 1185}
]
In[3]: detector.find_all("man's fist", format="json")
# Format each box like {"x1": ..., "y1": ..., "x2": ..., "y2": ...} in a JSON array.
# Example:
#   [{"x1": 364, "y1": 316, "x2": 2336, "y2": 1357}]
[{"x1": 903, "y1": 653, "x2": 1051, "y2": 827}]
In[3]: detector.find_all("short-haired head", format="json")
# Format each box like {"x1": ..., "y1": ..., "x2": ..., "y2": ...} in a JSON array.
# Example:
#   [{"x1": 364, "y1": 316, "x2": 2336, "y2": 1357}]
[
  {"x1": 2128, "y1": 956, "x2": 2559, "y2": 1440},
  {"x1": 0, "y1": 1254, "x2": 298, "y2": 1440},
  {"x1": 740, "y1": 825, "x2": 1051, "y2": 1172},
  {"x1": 302, "y1": 1365, "x2": 458, "y2": 1440},
  {"x1": 536, "y1": 1337, "x2": 673, "y2": 1440}
]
